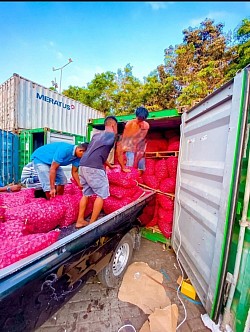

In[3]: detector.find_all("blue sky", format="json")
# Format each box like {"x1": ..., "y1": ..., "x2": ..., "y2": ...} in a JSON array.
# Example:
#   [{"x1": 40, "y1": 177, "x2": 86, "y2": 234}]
[{"x1": 0, "y1": 1, "x2": 249, "y2": 91}]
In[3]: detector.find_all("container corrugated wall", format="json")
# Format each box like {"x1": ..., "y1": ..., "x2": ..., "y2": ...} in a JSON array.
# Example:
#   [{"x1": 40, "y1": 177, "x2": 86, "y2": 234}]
[
  {"x1": 0, "y1": 74, "x2": 104, "y2": 135},
  {"x1": 172, "y1": 69, "x2": 248, "y2": 317},
  {"x1": 18, "y1": 128, "x2": 85, "y2": 180},
  {"x1": 0, "y1": 130, "x2": 19, "y2": 185}
]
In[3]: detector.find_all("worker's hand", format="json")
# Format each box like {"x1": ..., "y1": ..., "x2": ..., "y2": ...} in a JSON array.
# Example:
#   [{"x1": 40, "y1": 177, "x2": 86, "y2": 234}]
[
  {"x1": 9, "y1": 184, "x2": 22, "y2": 192},
  {"x1": 122, "y1": 168, "x2": 131, "y2": 173},
  {"x1": 50, "y1": 188, "x2": 56, "y2": 198}
]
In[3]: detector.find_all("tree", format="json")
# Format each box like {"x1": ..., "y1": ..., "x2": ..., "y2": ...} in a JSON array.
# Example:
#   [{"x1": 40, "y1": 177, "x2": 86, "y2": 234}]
[
  {"x1": 226, "y1": 18, "x2": 250, "y2": 79},
  {"x1": 163, "y1": 19, "x2": 234, "y2": 107}
]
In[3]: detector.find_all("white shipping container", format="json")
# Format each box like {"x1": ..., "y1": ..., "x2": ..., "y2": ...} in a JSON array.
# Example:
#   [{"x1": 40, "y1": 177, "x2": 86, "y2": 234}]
[{"x1": 0, "y1": 73, "x2": 104, "y2": 135}]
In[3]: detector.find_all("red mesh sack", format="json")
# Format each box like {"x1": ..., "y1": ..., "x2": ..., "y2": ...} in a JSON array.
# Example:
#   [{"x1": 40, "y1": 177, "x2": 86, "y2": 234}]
[
  {"x1": 166, "y1": 157, "x2": 178, "y2": 178},
  {"x1": 107, "y1": 166, "x2": 140, "y2": 188},
  {"x1": 146, "y1": 201, "x2": 159, "y2": 227},
  {"x1": 0, "y1": 230, "x2": 60, "y2": 269},
  {"x1": 157, "y1": 207, "x2": 174, "y2": 223},
  {"x1": 146, "y1": 139, "x2": 162, "y2": 152},
  {"x1": 164, "y1": 130, "x2": 179, "y2": 139},
  {"x1": 22, "y1": 200, "x2": 66, "y2": 234},
  {"x1": 131, "y1": 187, "x2": 145, "y2": 200},
  {"x1": 142, "y1": 174, "x2": 159, "y2": 190},
  {"x1": 109, "y1": 185, "x2": 139, "y2": 200},
  {"x1": 148, "y1": 132, "x2": 163, "y2": 140},
  {"x1": 138, "y1": 205, "x2": 155, "y2": 226},
  {"x1": 168, "y1": 140, "x2": 179, "y2": 151},
  {"x1": 157, "y1": 194, "x2": 174, "y2": 210},
  {"x1": 145, "y1": 159, "x2": 156, "y2": 176},
  {"x1": 155, "y1": 159, "x2": 169, "y2": 180},
  {"x1": 137, "y1": 176, "x2": 144, "y2": 185},
  {"x1": 103, "y1": 196, "x2": 132, "y2": 215},
  {"x1": 158, "y1": 218, "x2": 173, "y2": 239},
  {"x1": 158, "y1": 139, "x2": 169, "y2": 151},
  {"x1": 159, "y1": 178, "x2": 176, "y2": 194},
  {"x1": 0, "y1": 188, "x2": 36, "y2": 208}
]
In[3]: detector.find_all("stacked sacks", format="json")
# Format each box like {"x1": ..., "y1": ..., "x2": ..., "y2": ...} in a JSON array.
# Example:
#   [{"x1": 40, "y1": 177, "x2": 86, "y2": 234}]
[
  {"x1": 0, "y1": 229, "x2": 60, "y2": 269},
  {"x1": 138, "y1": 142, "x2": 179, "y2": 239},
  {"x1": 103, "y1": 165, "x2": 145, "y2": 215},
  {"x1": 0, "y1": 182, "x2": 96, "y2": 269}
]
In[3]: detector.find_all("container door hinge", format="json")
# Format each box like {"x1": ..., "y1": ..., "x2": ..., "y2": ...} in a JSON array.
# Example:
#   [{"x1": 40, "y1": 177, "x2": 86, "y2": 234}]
[{"x1": 223, "y1": 272, "x2": 234, "y2": 305}]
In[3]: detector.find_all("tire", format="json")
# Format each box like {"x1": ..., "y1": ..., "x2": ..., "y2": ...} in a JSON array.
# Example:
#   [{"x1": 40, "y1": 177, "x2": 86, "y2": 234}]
[{"x1": 97, "y1": 233, "x2": 134, "y2": 288}]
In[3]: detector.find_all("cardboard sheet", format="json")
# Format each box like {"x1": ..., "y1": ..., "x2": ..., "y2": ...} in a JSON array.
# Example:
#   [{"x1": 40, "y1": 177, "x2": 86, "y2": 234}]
[
  {"x1": 118, "y1": 262, "x2": 171, "y2": 314},
  {"x1": 139, "y1": 305, "x2": 178, "y2": 332}
]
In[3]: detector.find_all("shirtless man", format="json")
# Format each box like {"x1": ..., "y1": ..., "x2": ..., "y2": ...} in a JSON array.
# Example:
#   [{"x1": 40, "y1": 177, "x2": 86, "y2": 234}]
[{"x1": 117, "y1": 106, "x2": 150, "y2": 175}]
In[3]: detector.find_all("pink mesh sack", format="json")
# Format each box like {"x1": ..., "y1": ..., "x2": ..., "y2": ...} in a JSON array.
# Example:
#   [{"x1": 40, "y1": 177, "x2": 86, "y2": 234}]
[
  {"x1": 145, "y1": 159, "x2": 156, "y2": 176},
  {"x1": 22, "y1": 200, "x2": 66, "y2": 234},
  {"x1": 166, "y1": 157, "x2": 178, "y2": 178},
  {"x1": 52, "y1": 194, "x2": 81, "y2": 227},
  {"x1": 159, "y1": 178, "x2": 176, "y2": 194},
  {"x1": 109, "y1": 185, "x2": 139, "y2": 200},
  {"x1": 0, "y1": 230, "x2": 60, "y2": 269},
  {"x1": 107, "y1": 166, "x2": 140, "y2": 188},
  {"x1": 103, "y1": 196, "x2": 132, "y2": 215},
  {"x1": 0, "y1": 220, "x2": 24, "y2": 240},
  {"x1": 0, "y1": 188, "x2": 36, "y2": 208},
  {"x1": 155, "y1": 159, "x2": 169, "y2": 180},
  {"x1": 4, "y1": 198, "x2": 47, "y2": 222},
  {"x1": 142, "y1": 174, "x2": 159, "y2": 190},
  {"x1": 157, "y1": 194, "x2": 174, "y2": 210}
]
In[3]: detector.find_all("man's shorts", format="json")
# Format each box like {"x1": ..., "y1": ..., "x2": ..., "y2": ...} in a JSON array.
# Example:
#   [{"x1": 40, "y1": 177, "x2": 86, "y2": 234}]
[
  {"x1": 79, "y1": 166, "x2": 109, "y2": 199},
  {"x1": 33, "y1": 163, "x2": 67, "y2": 192},
  {"x1": 125, "y1": 151, "x2": 145, "y2": 171}
]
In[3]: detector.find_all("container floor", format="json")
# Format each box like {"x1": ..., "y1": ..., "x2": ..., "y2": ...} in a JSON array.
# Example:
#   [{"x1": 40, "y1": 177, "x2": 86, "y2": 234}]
[{"x1": 36, "y1": 237, "x2": 210, "y2": 332}]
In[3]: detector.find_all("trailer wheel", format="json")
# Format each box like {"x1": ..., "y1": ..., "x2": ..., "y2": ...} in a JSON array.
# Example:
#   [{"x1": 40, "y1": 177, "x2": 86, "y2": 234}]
[{"x1": 98, "y1": 233, "x2": 134, "y2": 288}]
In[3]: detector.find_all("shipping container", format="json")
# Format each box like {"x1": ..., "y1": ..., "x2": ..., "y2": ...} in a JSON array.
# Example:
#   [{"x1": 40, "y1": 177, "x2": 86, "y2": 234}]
[
  {"x1": 87, "y1": 67, "x2": 250, "y2": 331},
  {"x1": 0, "y1": 73, "x2": 104, "y2": 135},
  {"x1": 18, "y1": 127, "x2": 86, "y2": 180},
  {"x1": 0, "y1": 130, "x2": 19, "y2": 186}
]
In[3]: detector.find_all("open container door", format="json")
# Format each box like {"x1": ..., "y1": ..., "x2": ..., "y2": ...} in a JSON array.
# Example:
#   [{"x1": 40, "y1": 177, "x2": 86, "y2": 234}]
[{"x1": 172, "y1": 67, "x2": 250, "y2": 320}]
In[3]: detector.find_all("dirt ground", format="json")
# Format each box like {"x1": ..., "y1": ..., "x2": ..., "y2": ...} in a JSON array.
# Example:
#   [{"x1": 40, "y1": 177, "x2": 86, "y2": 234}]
[{"x1": 36, "y1": 236, "x2": 211, "y2": 332}]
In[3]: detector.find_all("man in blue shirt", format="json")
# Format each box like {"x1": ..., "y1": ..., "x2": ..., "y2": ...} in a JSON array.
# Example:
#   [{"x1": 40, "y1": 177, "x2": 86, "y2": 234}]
[{"x1": 31, "y1": 142, "x2": 89, "y2": 199}]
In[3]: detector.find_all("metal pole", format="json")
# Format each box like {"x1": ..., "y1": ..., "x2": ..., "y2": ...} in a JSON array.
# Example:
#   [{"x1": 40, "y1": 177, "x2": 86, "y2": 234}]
[{"x1": 52, "y1": 58, "x2": 73, "y2": 94}]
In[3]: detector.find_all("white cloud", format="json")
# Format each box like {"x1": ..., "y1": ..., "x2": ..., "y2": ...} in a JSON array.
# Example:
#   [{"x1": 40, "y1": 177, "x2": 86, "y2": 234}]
[
  {"x1": 56, "y1": 52, "x2": 64, "y2": 60},
  {"x1": 146, "y1": 2, "x2": 173, "y2": 10},
  {"x1": 189, "y1": 11, "x2": 228, "y2": 27}
]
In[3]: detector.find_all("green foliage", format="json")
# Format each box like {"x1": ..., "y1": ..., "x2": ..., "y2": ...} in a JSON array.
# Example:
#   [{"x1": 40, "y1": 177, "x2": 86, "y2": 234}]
[
  {"x1": 62, "y1": 17, "x2": 249, "y2": 113},
  {"x1": 226, "y1": 18, "x2": 250, "y2": 79}
]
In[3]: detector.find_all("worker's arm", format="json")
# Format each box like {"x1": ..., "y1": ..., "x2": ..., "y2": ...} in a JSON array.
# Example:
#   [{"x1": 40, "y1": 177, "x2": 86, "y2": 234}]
[
  {"x1": 71, "y1": 165, "x2": 83, "y2": 189},
  {"x1": 49, "y1": 162, "x2": 60, "y2": 197},
  {"x1": 0, "y1": 184, "x2": 21, "y2": 192}
]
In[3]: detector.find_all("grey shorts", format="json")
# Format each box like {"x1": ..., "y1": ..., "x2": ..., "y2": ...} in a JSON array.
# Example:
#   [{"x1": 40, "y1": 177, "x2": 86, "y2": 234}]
[{"x1": 79, "y1": 166, "x2": 110, "y2": 199}]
